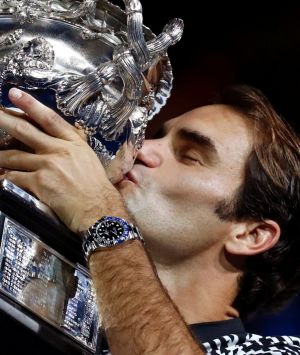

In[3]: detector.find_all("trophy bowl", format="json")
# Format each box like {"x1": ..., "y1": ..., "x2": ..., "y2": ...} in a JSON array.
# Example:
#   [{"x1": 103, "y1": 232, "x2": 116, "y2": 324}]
[
  {"x1": 0, "y1": 0, "x2": 183, "y2": 353},
  {"x1": 0, "y1": 0, "x2": 184, "y2": 182}
]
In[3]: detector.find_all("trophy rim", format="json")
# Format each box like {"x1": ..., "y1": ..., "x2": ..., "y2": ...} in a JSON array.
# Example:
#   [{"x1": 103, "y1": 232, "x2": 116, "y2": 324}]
[{"x1": 0, "y1": 2, "x2": 174, "y2": 119}]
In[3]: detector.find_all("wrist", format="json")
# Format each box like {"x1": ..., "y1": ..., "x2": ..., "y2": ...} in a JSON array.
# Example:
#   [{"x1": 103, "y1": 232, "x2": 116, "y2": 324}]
[{"x1": 72, "y1": 190, "x2": 131, "y2": 233}]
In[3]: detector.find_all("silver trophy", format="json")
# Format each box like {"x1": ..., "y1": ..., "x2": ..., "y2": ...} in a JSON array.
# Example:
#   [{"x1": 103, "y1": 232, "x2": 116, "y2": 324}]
[{"x1": 0, "y1": 0, "x2": 183, "y2": 353}]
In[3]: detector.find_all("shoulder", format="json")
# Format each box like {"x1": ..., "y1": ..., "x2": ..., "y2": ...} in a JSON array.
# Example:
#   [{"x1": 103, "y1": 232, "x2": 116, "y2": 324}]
[{"x1": 203, "y1": 333, "x2": 300, "y2": 354}]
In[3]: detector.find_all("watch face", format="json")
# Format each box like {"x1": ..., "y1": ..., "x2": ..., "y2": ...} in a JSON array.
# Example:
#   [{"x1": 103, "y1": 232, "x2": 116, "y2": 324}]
[{"x1": 93, "y1": 217, "x2": 129, "y2": 246}]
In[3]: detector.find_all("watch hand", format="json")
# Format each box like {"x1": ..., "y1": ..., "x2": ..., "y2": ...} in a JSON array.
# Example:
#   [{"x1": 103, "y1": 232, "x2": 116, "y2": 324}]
[{"x1": 111, "y1": 230, "x2": 120, "y2": 237}]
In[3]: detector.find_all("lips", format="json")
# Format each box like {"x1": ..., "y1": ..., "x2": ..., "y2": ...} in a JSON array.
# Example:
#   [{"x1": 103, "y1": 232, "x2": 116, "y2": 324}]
[
  {"x1": 126, "y1": 171, "x2": 137, "y2": 184},
  {"x1": 114, "y1": 170, "x2": 137, "y2": 186}
]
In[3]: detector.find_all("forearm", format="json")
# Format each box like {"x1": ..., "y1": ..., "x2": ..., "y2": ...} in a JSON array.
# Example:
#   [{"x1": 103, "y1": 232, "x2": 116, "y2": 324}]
[{"x1": 89, "y1": 240, "x2": 204, "y2": 355}]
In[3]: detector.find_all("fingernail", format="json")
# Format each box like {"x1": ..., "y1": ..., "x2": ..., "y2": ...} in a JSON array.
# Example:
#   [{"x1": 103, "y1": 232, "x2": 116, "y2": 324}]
[{"x1": 9, "y1": 88, "x2": 22, "y2": 100}]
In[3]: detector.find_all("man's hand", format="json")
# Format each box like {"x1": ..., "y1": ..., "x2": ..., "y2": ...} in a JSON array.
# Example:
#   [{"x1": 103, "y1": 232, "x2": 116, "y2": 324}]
[{"x1": 0, "y1": 88, "x2": 126, "y2": 232}]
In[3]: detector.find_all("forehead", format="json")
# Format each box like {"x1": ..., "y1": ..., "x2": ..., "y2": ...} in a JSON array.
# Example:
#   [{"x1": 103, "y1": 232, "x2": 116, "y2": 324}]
[{"x1": 166, "y1": 104, "x2": 253, "y2": 168}]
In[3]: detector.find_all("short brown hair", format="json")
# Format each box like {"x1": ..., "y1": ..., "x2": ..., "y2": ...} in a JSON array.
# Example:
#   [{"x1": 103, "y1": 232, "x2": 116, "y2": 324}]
[{"x1": 215, "y1": 85, "x2": 300, "y2": 319}]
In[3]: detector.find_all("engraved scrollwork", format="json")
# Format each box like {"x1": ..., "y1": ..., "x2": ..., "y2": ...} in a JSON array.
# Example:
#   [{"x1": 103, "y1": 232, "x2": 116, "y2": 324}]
[
  {"x1": 0, "y1": 29, "x2": 23, "y2": 49},
  {"x1": 0, "y1": 0, "x2": 184, "y2": 166},
  {"x1": 0, "y1": 0, "x2": 95, "y2": 23}
]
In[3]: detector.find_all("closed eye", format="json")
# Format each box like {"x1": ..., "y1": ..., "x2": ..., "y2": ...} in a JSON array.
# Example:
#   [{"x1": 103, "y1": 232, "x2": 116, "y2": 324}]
[{"x1": 180, "y1": 154, "x2": 203, "y2": 165}]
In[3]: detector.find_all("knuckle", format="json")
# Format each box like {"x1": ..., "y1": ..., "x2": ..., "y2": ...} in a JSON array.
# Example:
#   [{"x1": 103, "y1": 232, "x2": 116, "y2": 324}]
[
  {"x1": 46, "y1": 110, "x2": 61, "y2": 125},
  {"x1": 6, "y1": 152, "x2": 15, "y2": 165},
  {"x1": 35, "y1": 170, "x2": 44, "y2": 184},
  {"x1": 20, "y1": 94, "x2": 33, "y2": 106},
  {"x1": 14, "y1": 120, "x2": 31, "y2": 134},
  {"x1": 45, "y1": 157, "x2": 59, "y2": 169},
  {"x1": 63, "y1": 146, "x2": 73, "y2": 156}
]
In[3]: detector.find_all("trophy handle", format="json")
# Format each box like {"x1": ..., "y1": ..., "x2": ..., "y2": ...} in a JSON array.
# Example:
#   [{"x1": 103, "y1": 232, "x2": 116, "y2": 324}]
[{"x1": 55, "y1": 0, "x2": 184, "y2": 140}]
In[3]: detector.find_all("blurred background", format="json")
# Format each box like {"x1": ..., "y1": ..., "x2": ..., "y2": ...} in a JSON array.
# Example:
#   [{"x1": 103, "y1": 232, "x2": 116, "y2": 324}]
[
  {"x1": 141, "y1": 1, "x2": 300, "y2": 335},
  {"x1": 142, "y1": 1, "x2": 300, "y2": 135}
]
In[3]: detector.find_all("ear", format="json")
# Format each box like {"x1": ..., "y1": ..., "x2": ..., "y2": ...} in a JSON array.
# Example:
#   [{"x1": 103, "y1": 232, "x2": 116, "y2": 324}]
[{"x1": 225, "y1": 220, "x2": 281, "y2": 256}]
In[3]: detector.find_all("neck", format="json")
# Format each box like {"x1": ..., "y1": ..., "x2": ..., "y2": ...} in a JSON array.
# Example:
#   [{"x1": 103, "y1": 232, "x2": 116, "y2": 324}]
[{"x1": 154, "y1": 250, "x2": 242, "y2": 324}]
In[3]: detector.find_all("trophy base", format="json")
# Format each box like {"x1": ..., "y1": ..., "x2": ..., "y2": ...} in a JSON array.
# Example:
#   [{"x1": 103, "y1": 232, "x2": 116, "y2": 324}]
[
  {"x1": 0, "y1": 293, "x2": 96, "y2": 354},
  {"x1": 0, "y1": 180, "x2": 102, "y2": 354}
]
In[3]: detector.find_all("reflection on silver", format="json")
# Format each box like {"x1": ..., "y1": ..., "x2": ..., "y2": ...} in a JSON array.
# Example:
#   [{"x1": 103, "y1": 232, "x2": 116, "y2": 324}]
[
  {"x1": 1, "y1": 179, "x2": 60, "y2": 224},
  {"x1": 0, "y1": 0, "x2": 184, "y2": 181},
  {"x1": 0, "y1": 217, "x2": 100, "y2": 352}
]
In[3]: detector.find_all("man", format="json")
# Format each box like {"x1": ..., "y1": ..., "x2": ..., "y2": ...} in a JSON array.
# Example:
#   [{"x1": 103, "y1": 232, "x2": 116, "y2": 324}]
[{"x1": 0, "y1": 84, "x2": 299, "y2": 354}]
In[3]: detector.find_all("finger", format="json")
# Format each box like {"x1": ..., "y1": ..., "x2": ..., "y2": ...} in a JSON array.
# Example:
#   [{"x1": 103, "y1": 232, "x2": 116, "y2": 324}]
[
  {"x1": 0, "y1": 109, "x2": 54, "y2": 151},
  {"x1": 0, "y1": 150, "x2": 41, "y2": 171},
  {"x1": 1, "y1": 107, "x2": 28, "y2": 119},
  {"x1": 1, "y1": 107, "x2": 56, "y2": 132},
  {"x1": 0, "y1": 107, "x2": 38, "y2": 141},
  {"x1": 8, "y1": 88, "x2": 80, "y2": 141}
]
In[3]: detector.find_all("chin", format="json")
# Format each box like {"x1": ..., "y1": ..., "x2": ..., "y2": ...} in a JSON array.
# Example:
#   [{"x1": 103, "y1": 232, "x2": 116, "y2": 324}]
[
  {"x1": 123, "y1": 193, "x2": 148, "y2": 219},
  {"x1": 118, "y1": 182, "x2": 141, "y2": 199}
]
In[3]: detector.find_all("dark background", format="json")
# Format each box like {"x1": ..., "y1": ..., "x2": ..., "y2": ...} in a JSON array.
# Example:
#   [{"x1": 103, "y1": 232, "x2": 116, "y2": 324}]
[
  {"x1": 141, "y1": 1, "x2": 300, "y2": 335},
  {"x1": 142, "y1": 2, "x2": 300, "y2": 135}
]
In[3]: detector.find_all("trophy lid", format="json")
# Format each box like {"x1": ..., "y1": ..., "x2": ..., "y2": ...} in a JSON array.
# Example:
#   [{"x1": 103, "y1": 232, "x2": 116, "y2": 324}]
[{"x1": 0, "y1": 0, "x2": 183, "y2": 182}]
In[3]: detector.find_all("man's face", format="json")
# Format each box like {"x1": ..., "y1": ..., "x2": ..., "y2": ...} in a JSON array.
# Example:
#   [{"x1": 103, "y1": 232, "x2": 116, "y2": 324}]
[{"x1": 116, "y1": 104, "x2": 253, "y2": 263}]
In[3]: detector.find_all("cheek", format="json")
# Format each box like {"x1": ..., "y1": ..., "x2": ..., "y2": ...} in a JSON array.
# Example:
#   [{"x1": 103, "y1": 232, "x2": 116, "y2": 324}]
[{"x1": 163, "y1": 173, "x2": 230, "y2": 209}]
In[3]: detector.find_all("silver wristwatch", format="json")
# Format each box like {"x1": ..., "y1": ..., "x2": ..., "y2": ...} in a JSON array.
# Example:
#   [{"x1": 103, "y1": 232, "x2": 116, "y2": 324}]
[{"x1": 82, "y1": 216, "x2": 144, "y2": 262}]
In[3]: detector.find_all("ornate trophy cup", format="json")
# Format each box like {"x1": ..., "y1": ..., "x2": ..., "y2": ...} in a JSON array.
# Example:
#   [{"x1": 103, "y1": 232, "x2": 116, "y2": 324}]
[{"x1": 0, "y1": 0, "x2": 183, "y2": 353}]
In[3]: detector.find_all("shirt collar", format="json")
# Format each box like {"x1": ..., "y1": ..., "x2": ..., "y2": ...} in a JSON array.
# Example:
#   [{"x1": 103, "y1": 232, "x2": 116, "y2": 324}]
[{"x1": 190, "y1": 318, "x2": 246, "y2": 343}]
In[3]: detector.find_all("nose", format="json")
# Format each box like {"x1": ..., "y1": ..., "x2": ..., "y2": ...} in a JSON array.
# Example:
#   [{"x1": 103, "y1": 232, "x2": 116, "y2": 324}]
[{"x1": 135, "y1": 139, "x2": 165, "y2": 168}]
